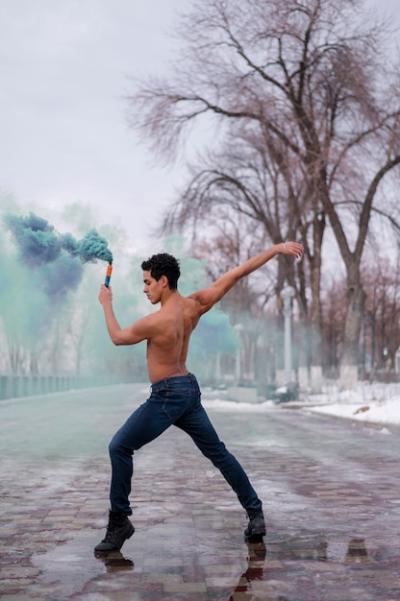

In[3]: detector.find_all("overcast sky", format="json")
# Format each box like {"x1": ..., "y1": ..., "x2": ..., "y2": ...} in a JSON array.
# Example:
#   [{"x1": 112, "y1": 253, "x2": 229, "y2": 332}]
[{"x1": 0, "y1": 0, "x2": 399, "y2": 251}]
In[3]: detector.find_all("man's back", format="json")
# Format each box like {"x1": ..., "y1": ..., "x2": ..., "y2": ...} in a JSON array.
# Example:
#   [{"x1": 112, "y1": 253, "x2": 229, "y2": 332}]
[{"x1": 146, "y1": 295, "x2": 201, "y2": 383}]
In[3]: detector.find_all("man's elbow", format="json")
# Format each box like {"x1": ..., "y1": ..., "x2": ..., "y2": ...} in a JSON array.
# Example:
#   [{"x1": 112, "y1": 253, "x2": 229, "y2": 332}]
[{"x1": 111, "y1": 332, "x2": 125, "y2": 345}]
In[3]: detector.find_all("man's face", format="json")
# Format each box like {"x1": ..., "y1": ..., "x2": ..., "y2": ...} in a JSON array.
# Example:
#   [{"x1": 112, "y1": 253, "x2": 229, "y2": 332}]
[{"x1": 143, "y1": 270, "x2": 164, "y2": 304}]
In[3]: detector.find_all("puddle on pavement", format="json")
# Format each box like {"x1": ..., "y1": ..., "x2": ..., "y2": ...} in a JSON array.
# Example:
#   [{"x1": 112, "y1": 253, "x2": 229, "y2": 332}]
[{"x1": 25, "y1": 523, "x2": 399, "y2": 601}]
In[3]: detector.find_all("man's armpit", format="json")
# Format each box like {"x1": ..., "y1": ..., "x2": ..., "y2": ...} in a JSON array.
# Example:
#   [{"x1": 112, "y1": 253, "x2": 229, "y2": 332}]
[{"x1": 188, "y1": 288, "x2": 218, "y2": 315}]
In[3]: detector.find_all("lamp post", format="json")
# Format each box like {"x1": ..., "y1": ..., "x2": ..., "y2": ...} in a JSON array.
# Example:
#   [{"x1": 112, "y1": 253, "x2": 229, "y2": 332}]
[
  {"x1": 234, "y1": 323, "x2": 244, "y2": 384},
  {"x1": 281, "y1": 286, "x2": 295, "y2": 384}
]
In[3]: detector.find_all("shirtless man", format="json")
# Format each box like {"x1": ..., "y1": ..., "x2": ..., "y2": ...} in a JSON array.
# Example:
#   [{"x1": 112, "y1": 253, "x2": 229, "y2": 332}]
[{"x1": 95, "y1": 242, "x2": 303, "y2": 553}]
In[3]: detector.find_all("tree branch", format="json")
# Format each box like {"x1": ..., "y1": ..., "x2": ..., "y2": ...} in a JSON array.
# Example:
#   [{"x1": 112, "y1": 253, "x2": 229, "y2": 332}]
[{"x1": 355, "y1": 155, "x2": 400, "y2": 262}]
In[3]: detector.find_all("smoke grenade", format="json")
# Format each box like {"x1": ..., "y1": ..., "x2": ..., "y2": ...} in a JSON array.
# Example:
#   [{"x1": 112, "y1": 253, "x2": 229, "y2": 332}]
[{"x1": 105, "y1": 262, "x2": 113, "y2": 288}]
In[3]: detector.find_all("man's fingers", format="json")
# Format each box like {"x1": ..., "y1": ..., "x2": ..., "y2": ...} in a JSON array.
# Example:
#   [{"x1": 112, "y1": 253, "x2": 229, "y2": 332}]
[
  {"x1": 285, "y1": 242, "x2": 303, "y2": 253},
  {"x1": 99, "y1": 284, "x2": 112, "y2": 304},
  {"x1": 283, "y1": 241, "x2": 304, "y2": 260}
]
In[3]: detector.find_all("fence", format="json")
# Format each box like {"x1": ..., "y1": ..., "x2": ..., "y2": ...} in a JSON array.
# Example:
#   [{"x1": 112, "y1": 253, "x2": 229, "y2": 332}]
[{"x1": 0, "y1": 374, "x2": 134, "y2": 401}]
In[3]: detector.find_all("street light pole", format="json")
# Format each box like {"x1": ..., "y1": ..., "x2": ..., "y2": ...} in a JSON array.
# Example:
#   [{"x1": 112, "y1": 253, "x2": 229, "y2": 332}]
[
  {"x1": 281, "y1": 286, "x2": 295, "y2": 384},
  {"x1": 234, "y1": 323, "x2": 244, "y2": 384}
]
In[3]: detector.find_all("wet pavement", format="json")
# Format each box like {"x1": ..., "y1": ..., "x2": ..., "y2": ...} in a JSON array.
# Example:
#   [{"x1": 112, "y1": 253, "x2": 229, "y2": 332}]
[{"x1": 0, "y1": 384, "x2": 399, "y2": 600}]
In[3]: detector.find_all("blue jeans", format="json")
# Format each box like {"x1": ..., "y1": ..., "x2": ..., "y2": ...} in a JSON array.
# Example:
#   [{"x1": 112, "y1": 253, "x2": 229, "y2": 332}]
[{"x1": 108, "y1": 373, "x2": 262, "y2": 517}]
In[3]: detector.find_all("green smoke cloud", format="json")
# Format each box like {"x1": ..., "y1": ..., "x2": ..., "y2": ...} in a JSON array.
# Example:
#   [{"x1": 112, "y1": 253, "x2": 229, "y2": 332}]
[
  {"x1": 4, "y1": 213, "x2": 61, "y2": 266},
  {"x1": 78, "y1": 229, "x2": 113, "y2": 263},
  {"x1": 4, "y1": 213, "x2": 113, "y2": 301},
  {"x1": 0, "y1": 207, "x2": 120, "y2": 376}
]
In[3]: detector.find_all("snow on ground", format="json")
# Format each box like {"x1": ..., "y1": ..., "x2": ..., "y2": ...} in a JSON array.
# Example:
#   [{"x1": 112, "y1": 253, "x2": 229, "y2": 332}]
[
  {"x1": 202, "y1": 398, "x2": 275, "y2": 412},
  {"x1": 202, "y1": 381, "x2": 400, "y2": 427},
  {"x1": 300, "y1": 381, "x2": 400, "y2": 426}
]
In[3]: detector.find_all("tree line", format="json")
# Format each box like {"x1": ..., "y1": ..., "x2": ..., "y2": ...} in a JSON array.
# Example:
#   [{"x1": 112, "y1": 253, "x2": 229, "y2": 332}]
[{"x1": 130, "y1": 0, "x2": 400, "y2": 377}]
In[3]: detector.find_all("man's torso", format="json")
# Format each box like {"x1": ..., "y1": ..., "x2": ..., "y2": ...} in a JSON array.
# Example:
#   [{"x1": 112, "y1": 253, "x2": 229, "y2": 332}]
[{"x1": 146, "y1": 296, "x2": 200, "y2": 383}]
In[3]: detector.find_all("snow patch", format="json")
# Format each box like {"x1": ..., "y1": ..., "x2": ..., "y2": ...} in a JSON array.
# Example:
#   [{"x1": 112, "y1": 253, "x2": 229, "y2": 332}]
[
  {"x1": 303, "y1": 382, "x2": 400, "y2": 426},
  {"x1": 202, "y1": 398, "x2": 275, "y2": 412}
]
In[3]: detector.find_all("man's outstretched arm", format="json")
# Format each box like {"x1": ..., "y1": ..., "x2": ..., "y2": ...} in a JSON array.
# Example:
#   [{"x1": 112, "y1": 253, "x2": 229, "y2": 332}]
[
  {"x1": 98, "y1": 285, "x2": 155, "y2": 345},
  {"x1": 189, "y1": 241, "x2": 303, "y2": 315}
]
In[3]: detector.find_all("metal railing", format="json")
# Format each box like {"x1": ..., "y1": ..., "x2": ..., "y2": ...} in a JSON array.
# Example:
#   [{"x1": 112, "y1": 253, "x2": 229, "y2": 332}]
[{"x1": 0, "y1": 374, "x2": 135, "y2": 401}]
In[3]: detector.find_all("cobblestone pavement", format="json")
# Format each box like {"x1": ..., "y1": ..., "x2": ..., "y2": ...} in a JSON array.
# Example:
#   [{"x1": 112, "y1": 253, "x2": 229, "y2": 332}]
[{"x1": 0, "y1": 384, "x2": 400, "y2": 600}]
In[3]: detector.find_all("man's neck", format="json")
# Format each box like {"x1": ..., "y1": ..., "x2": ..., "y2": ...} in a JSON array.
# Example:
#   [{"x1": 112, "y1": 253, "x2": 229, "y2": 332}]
[{"x1": 160, "y1": 289, "x2": 181, "y2": 306}]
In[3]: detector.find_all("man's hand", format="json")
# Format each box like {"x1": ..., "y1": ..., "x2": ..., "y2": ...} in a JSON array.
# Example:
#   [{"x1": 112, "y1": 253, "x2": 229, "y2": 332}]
[
  {"x1": 99, "y1": 284, "x2": 113, "y2": 305},
  {"x1": 279, "y1": 241, "x2": 304, "y2": 260}
]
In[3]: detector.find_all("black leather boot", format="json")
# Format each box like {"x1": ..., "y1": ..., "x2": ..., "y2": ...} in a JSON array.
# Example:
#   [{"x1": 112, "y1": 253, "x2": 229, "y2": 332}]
[
  {"x1": 94, "y1": 510, "x2": 135, "y2": 553},
  {"x1": 244, "y1": 509, "x2": 266, "y2": 541}
]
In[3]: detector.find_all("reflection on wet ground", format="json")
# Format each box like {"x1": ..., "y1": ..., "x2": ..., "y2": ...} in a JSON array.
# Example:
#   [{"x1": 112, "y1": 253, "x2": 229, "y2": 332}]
[
  {"x1": 0, "y1": 384, "x2": 400, "y2": 600},
  {"x1": 94, "y1": 550, "x2": 135, "y2": 572}
]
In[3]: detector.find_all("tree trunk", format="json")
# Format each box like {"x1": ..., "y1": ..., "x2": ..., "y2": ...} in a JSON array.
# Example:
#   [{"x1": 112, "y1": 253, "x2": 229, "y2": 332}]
[
  {"x1": 341, "y1": 270, "x2": 366, "y2": 367},
  {"x1": 308, "y1": 210, "x2": 325, "y2": 368}
]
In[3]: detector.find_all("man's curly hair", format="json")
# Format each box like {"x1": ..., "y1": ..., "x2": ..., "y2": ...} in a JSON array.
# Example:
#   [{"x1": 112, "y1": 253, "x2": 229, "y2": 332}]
[{"x1": 141, "y1": 253, "x2": 181, "y2": 290}]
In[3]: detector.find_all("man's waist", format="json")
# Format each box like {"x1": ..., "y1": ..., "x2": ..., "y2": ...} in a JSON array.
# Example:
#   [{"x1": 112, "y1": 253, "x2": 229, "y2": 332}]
[{"x1": 151, "y1": 371, "x2": 197, "y2": 389}]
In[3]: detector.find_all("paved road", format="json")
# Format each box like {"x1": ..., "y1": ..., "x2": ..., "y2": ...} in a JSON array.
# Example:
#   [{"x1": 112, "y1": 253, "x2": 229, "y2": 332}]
[{"x1": 0, "y1": 384, "x2": 399, "y2": 600}]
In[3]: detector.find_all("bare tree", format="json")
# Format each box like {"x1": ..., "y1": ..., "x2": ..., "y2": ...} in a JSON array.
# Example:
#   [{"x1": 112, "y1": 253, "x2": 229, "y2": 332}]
[
  {"x1": 169, "y1": 126, "x2": 326, "y2": 366},
  {"x1": 168, "y1": 131, "x2": 309, "y2": 295},
  {"x1": 321, "y1": 277, "x2": 347, "y2": 373},
  {"x1": 363, "y1": 254, "x2": 400, "y2": 375},
  {"x1": 319, "y1": 245, "x2": 400, "y2": 378},
  {"x1": 131, "y1": 0, "x2": 400, "y2": 371}
]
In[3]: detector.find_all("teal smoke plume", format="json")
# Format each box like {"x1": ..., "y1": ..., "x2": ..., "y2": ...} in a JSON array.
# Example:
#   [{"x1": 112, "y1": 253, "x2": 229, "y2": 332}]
[
  {"x1": 4, "y1": 213, "x2": 62, "y2": 266},
  {"x1": 78, "y1": 230, "x2": 113, "y2": 264},
  {"x1": 4, "y1": 212, "x2": 114, "y2": 297}
]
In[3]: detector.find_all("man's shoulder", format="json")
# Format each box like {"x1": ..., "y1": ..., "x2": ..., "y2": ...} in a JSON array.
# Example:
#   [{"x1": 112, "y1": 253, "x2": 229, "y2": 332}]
[
  {"x1": 184, "y1": 294, "x2": 203, "y2": 314},
  {"x1": 184, "y1": 294, "x2": 199, "y2": 305}
]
